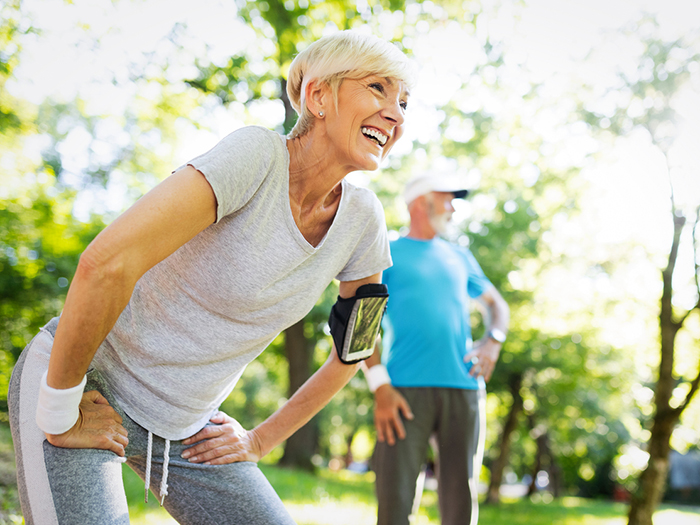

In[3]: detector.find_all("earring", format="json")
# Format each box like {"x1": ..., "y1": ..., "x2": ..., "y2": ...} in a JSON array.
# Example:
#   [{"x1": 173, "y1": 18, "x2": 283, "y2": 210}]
[{"x1": 319, "y1": 111, "x2": 324, "y2": 118}]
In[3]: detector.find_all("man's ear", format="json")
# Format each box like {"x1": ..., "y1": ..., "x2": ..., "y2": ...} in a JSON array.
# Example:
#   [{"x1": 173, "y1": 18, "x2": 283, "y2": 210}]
[
  {"x1": 305, "y1": 78, "x2": 330, "y2": 118},
  {"x1": 413, "y1": 194, "x2": 433, "y2": 219}
]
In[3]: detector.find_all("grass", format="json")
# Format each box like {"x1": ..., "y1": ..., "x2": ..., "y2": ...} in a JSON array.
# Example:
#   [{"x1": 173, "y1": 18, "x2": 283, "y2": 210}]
[
  {"x1": 0, "y1": 422, "x2": 697, "y2": 524},
  {"x1": 122, "y1": 464, "x2": 700, "y2": 525}
]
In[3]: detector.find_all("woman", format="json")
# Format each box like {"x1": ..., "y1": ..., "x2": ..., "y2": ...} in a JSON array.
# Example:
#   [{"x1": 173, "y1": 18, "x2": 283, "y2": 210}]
[{"x1": 9, "y1": 30, "x2": 414, "y2": 524}]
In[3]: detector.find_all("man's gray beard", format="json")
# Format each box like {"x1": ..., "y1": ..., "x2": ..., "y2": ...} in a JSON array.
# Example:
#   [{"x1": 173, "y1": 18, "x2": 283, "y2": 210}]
[{"x1": 428, "y1": 212, "x2": 453, "y2": 238}]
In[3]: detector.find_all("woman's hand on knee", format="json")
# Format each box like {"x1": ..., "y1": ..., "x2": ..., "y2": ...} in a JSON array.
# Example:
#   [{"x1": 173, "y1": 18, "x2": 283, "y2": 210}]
[
  {"x1": 44, "y1": 390, "x2": 129, "y2": 457},
  {"x1": 181, "y1": 411, "x2": 263, "y2": 465}
]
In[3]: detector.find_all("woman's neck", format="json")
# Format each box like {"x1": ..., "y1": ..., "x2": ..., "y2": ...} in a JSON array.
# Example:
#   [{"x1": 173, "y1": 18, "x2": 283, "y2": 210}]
[
  {"x1": 287, "y1": 132, "x2": 348, "y2": 213},
  {"x1": 286, "y1": 132, "x2": 346, "y2": 246}
]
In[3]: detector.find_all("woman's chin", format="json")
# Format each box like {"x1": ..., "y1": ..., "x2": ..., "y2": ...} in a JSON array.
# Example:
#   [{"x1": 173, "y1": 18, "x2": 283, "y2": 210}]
[{"x1": 349, "y1": 156, "x2": 381, "y2": 173}]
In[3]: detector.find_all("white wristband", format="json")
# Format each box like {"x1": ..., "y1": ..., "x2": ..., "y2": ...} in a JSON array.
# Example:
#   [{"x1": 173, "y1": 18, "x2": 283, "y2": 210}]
[
  {"x1": 36, "y1": 371, "x2": 87, "y2": 435},
  {"x1": 365, "y1": 364, "x2": 391, "y2": 393}
]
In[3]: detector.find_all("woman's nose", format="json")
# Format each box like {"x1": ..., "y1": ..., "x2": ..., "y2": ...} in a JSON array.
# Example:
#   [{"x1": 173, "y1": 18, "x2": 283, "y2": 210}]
[{"x1": 382, "y1": 99, "x2": 405, "y2": 127}]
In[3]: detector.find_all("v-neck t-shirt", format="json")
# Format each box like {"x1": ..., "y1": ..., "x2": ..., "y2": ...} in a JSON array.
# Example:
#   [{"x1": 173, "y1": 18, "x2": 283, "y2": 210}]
[{"x1": 91, "y1": 126, "x2": 392, "y2": 440}]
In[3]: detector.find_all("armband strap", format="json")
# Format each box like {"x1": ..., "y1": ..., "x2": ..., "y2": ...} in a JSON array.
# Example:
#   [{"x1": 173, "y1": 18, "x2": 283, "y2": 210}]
[
  {"x1": 365, "y1": 364, "x2": 391, "y2": 393},
  {"x1": 36, "y1": 371, "x2": 87, "y2": 435},
  {"x1": 329, "y1": 283, "x2": 389, "y2": 364}
]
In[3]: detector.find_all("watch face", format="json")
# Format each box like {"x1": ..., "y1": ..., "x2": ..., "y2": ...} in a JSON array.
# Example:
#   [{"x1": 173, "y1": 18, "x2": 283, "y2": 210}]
[{"x1": 489, "y1": 329, "x2": 506, "y2": 343}]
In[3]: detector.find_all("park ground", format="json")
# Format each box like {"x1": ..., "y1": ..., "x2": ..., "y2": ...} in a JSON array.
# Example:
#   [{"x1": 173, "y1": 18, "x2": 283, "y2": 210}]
[{"x1": 0, "y1": 423, "x2": 697, "y2": 525}]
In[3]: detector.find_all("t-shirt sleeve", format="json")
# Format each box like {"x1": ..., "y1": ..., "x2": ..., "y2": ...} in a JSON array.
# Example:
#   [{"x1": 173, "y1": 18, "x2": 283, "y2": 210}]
[
  {"x1": 336, "y1": 190, "x2": 392, "y2": 282},
  {"x1": 185, "y1": 126, "x2": 278, "y2": 222},
  {"x1": 461, "y1": 248, "x2": 492, "y2": 298}
]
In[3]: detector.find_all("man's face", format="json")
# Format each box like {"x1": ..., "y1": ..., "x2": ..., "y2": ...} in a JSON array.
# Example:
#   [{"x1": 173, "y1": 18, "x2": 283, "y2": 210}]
[{"x1": 425, "y1": 191, "x2": 456, "y2": 236}]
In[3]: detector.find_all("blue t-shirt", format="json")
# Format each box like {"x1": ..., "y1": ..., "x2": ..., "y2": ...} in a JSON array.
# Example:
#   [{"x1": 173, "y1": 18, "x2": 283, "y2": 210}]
[{"x1": 381, "y1": 236, "x2": 492, "y2": 390}]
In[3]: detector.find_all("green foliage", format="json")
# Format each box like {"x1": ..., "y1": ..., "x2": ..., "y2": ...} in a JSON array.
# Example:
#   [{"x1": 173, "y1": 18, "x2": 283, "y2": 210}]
[
  {"x1": 0, "y1": 0, "x2": 33, "y2": 136},
  {"x1": 581, "y1": 18, "x2": 700, "y2": 159},
  {"x1": 0, "y1": 183, "x2": 104, "y2": 408},
  {"x1": 219, "y1": 333, "x2": 288, "y2": 432}
]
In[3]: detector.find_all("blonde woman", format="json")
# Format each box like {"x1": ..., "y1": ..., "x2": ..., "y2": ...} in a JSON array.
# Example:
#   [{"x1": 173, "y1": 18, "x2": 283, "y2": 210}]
[{"x1": 10, "y1": 30, "x2": 413, "y2": 524}]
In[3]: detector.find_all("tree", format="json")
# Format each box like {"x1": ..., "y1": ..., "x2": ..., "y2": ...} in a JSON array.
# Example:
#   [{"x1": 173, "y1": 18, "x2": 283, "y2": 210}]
[
  {"x1": 0, "y1": 1, "x2": 107, "y2": 411},
  {"x1": 582, "y1": 19, "x2": 700, "y2": 524},
  {"x1": 627, "y1": 207, "x2": 700, "y2": 523}
]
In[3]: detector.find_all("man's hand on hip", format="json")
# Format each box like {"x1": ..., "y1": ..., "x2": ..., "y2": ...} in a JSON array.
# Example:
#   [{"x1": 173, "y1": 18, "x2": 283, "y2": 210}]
[
  {"x1": 373, "y1": 384, "x2": 413, "y2": 446},
  {"x1": 465, "y1": 338, "x2": 501, "y2": 382}
]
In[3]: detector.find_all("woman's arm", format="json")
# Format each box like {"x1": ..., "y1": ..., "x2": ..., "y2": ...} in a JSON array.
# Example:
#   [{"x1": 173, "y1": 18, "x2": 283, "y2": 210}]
[
  {"x1": 48, "y1": 165, "x2": 217, "y2": 390},
  {"x1": 181, "y1": 273, "x2": 381, "y2": 464},
  {"x1": 43, "y1": 166, "x2": 216, "y2": 454}
]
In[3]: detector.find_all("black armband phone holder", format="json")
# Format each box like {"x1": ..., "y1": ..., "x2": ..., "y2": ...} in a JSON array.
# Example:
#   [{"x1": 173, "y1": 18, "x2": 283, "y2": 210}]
[{"x1": 328, "y1": 283, "x2": 389, "y2": 364}]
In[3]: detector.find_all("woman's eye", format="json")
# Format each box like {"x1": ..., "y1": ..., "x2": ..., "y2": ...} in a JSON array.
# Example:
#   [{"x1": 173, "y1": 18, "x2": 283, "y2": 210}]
[
  {"x1": 400, "y1": 101, "x2": 408, "y2": 110},
  {"x1": 369, "y1": 82, "x2": 385, "y2": 93}
]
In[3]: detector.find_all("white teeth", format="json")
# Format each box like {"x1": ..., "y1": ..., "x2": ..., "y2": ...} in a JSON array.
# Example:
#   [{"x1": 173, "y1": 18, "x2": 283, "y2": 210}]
[{"x1": 361, "y1": 127, "x2": 388, "y2": 146}]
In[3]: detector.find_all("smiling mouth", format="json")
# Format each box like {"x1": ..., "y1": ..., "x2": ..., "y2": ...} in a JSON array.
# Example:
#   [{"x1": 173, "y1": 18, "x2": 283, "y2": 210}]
[{"x1": 361, "y1": 127, "x2": 388, "y2": 147}]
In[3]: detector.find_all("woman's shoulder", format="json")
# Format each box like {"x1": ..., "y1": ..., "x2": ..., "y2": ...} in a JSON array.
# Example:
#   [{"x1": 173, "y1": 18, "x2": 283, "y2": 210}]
[
  {"x1": 342, "y1": 181, "x2": 384, "y2": 218},
  {"x1": 220, "y1": 125, "x2": 285, "y2": 150},
  {"x1": 342, "y1": 179, "x2": 382, "y2": 207}
]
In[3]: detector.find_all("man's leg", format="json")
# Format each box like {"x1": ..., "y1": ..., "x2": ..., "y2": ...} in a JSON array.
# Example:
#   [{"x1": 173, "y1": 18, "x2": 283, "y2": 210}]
[
  {"x1": 434, "y1": 388, "x2": 484, "y2": 525},
  {"x1": 373, "y1": 387, "x2": 436, "y2": 525},
  {"x1": 9, "y1": 323, "x2": 129, "y2": 525}
]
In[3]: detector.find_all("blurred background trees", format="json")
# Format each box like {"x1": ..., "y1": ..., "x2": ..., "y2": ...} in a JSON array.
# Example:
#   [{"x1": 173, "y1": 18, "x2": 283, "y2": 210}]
[
  {"x1": 581, "y1": 20, "x2": 700, "y2": 524},
  {"x1": 1, "y1": 0, "x2": 699, "y2": 521}
]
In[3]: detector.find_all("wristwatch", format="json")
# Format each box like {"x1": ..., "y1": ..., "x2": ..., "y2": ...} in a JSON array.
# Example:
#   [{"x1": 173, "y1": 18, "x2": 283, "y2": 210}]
[{"x1": 488, "y1": 328, "x2": 507, "y2": 344}]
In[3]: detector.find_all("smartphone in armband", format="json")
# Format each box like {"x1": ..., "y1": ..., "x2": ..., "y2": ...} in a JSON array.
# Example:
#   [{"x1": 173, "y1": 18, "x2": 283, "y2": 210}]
[{"x1": 329, "y1": 283, "x2": 389, "y2": 364}]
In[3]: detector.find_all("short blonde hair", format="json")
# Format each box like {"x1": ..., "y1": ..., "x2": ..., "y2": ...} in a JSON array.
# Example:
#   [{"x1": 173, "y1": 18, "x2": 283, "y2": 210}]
[{"x1": 287, "y1": 30, "x2": 416, "y2": 139}]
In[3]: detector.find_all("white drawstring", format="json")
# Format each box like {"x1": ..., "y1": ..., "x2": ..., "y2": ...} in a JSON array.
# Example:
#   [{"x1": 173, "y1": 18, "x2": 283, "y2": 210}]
[
  {"x1": 160, "y1": 439, "x2": 171, "y2": 506},
  {"x1": 144, "y1": 431, "x2": 153, "y2": 503},
  {"x1": 143, "y1": 431, "x2": 170, "y2": 506}
]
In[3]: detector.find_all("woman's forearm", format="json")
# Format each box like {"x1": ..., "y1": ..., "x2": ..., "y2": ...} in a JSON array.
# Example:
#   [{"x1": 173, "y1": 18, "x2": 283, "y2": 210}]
[{"x1": 252, "y1": 350, "x2": 360, "y2": 457}]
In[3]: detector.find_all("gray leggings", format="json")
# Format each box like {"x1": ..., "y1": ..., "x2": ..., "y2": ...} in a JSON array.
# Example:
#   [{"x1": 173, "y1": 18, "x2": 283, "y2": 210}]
[{"x1": 9, "y1": 320, "x2": 297, "y2": 525}]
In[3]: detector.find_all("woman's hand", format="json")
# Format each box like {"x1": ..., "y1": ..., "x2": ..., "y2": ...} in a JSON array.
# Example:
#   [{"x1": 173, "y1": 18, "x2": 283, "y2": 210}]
[
  {"x1": 45, "y1": 390, "x2": 129, "y2": 456},
  {"x1": 181, "y1": 411, "x2": 263, "y2": 465}
]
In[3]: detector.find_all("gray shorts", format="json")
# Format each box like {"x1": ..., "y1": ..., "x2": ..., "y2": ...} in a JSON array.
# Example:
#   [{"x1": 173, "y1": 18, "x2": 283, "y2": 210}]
[
  {"x1": 373, "y1": 386, "x2": 486, "y2": 525},
  {"x1": 8, "y1": 319, "x2": 297, "y2": 525}
]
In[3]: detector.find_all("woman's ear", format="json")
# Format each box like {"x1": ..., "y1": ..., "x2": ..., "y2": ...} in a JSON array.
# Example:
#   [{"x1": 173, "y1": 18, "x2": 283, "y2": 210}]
[{"x1": 305, "y1": 78, "x2": 329, "y2": 119}]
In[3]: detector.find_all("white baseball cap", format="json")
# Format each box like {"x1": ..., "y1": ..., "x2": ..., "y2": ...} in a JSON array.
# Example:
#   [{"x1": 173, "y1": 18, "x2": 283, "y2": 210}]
[{"x1": 403, "y1": 172, "x2": 469, "y2": 205}]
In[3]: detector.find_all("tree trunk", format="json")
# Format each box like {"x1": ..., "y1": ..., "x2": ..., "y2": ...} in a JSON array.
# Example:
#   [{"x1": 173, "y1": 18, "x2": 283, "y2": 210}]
[
  {"x1": 627, "y1": 214, "x2": 686, "y2": 525},
  {"x1": 279, "y1": 319, "x2": 318, "y2": 471},
  {"x1": 344, "y1": 427, "x2": 357, "y2": 467},
  {"x1": 280, "y1": 77, "x2": 297, "y2": 134},
  {"x1": 485, "y1": 372, "x2": 523, "y2": 504},
  {"x1": 628, "y1": 417, "x2": 674, "y2": 525},
  {"x1": 526, "y1": 414, "x2": 542, "y2": 497},
  {"x1": 548, "y1": 447, "x2": 563, "y2": 498}
]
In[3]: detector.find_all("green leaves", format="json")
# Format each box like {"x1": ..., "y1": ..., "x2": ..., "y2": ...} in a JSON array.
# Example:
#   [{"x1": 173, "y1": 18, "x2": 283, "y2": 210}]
[{"x1": 0, "y1": 184, "x2": 103, "y2": 408}]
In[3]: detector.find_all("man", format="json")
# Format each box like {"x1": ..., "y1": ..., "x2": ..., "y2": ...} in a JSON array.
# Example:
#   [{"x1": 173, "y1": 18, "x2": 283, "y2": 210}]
[{"x1": 364, "y1": 172, "x2": 510, "y2": 525}]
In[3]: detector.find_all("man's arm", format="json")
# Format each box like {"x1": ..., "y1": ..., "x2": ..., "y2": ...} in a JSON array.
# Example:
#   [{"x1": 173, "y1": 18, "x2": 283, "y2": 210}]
[
  {"x1": 362, "y1": 337, "x2": 414, "y2": 446},
  {"x1": 465, "y1": 285, "x2": 510, "y2": 382}
]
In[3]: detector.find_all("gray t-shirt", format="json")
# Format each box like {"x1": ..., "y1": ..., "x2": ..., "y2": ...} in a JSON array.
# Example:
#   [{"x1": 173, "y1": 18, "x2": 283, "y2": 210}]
[{"x1": 91, "y1": 126, "x2": 392, "y2": 440}]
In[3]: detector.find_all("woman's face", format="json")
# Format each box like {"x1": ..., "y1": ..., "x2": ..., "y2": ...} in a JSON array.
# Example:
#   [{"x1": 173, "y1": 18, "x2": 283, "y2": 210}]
[{"x1": 323, "y1": 75, "x2": 409, "y2": 172}]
